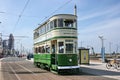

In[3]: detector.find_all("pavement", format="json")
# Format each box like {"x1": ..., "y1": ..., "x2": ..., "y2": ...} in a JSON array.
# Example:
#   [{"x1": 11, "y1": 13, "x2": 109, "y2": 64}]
[{"x1": 80, "y1": 60, "x2": 120, "y2": 80}]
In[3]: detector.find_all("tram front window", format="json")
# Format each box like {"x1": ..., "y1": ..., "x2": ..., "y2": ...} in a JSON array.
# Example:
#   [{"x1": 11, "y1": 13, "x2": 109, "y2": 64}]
[
  {"x1": 64, "y1": 20, "x2": 73, "y2": 28},
  {"x1": 54, "y1": 19, "x2": 57, "y2": 27},
  {"x1": 58, "y1": 19, "x2": 63, "y2": 27},
  {"x1": 66, "y1": 44, "x2": 73, "y2": 53},
  {"x1": 58, "y1": 42, "x2": 64, "y2": 53}
]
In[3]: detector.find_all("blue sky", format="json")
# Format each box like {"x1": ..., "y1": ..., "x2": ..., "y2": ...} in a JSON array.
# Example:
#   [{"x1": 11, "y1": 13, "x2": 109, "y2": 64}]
[{"x1": 0, "y1": 0, "x2": 120, "y2": 53}]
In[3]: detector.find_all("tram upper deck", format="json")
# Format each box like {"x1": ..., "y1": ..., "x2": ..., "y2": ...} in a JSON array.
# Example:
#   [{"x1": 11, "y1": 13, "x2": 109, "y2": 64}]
[
  {"x1": 34, "y1": 14, "x2": 77, "y2": 39},
  {"x1": 34, "y1": 14, "x2": 77, "y2": 43}
]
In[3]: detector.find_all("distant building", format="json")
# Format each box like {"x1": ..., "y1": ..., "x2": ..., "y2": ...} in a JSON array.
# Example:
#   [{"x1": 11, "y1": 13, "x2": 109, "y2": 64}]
[
  {"x1": 8, "y1": 34, "x2": 14, "y2": 55},
  {"x1": 3, "y1": 40, "x2": 8, "y2": 48},
  {"x1": 0, "y1": 33, "x2": 3, "y2": 57},
  {"x1": 2, "y1": 40, "x2": 8, "y2": 56}
]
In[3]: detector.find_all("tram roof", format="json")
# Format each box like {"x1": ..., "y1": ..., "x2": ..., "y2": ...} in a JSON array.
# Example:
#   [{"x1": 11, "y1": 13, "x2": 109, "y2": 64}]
[
  {"x1": 34, "y1": 14, "x2": 77, "y2": 31},
  {"x1": 51, "y1": 14, "x2": 77, "y2": 18}
]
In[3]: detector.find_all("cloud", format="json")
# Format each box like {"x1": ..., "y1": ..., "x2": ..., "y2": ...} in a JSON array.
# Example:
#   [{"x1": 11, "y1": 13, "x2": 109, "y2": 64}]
[
  {"x1": 78, "y1": 3, "x2": 120, "y2": 21},
  {"x1": 78, "y1": 16, "x2": 120, "y2": 52},
  {"x1": 79, "y1": 17, "x2": 120, "y2": 34}
]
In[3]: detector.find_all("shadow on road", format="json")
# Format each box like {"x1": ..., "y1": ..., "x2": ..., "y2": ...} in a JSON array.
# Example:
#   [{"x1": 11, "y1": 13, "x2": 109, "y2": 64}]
[{"x1": 9, "y1": 71, "x2": 48, "y2": 74}]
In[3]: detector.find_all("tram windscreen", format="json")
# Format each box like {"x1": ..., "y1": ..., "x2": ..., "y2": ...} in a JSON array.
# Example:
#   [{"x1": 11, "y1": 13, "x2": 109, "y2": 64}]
[
  {"x1": 66, "y1": 44, "x2": 73, "y2": 53},
  {"x1": 59, "y1": 42, "x2": 64, "y2": 53}
]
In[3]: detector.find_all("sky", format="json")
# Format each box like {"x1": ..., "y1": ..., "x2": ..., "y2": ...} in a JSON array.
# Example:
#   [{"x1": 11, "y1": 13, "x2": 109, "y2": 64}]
[{"x1": 0, "y1": 0, "x2": 120, "y2": 53}]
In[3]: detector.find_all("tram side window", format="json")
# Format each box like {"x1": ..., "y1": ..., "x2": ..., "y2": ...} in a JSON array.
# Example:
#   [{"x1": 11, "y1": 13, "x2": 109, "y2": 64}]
[
  {"x1": 54, "y1": 19, "x2": 57, "y2": 28},
  {"x1": 34, "y1": 31, "x2": 39, "y2": 39},
  {"x1": 50, "y1": 21, "x2": 54, "y2": 29},
  {"x1": 35, "y1": 48, "x2": 37, "y2": 53},
  {"x1": 66, "y1": 44, "x2": 73, "y2": 53},
  {"x1": 64, "y1": 19, "x2": 73, "y2": 28},
  {"x1": 38, "y1": 47, "x2": 41, "y2": 53},
  {"x1": 42, "y1": 26, "x2": 45, "y2": 34},
  {"x1": 41, "y1": 46, "x2": 45, "y2": 53},
  {"x1": 35, "y1": 47, "x2": 39, "y2": 53},
  {"x1": 58, "y1": 19, "x2": 63, "y2": 27},
  {"x1": 59, "y1": 42, "x2": 64, "y2": 53},
  {"x1": 46, "y1": 45, "x2": 50, "y2": 53},
  {"x1": 47, "y1": 23, "x2": 50, "y2": 31}
]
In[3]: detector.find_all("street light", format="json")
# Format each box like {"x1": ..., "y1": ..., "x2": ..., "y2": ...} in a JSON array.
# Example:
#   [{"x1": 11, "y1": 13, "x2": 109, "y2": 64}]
[{"x1": 99, "y1": 36, "x2": 105, "y2": 63}]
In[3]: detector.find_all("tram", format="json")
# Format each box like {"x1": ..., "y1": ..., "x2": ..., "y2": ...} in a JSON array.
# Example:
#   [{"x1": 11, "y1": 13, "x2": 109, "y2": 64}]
[{"x1": 33, "y1": 12, "x2": 79, "y2": 73}]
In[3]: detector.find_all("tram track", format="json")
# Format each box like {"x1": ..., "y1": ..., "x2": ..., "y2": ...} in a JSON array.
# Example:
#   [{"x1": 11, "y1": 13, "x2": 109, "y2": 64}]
[
  {"x1": 8, "y1": 61, "x2": 38, "y2": 80},
  {"x1": 15, "y1": 61, "x2": 70, "y2": 80},
  {"x1": 8, "y1": 63, "x2": 21, "y2": 80},
  {"x1": 7, "y1": 60, "x2": 59, "y2": 80},
  {"x1": 2, "y1": 61, "x2": 19, "y2": 80}
]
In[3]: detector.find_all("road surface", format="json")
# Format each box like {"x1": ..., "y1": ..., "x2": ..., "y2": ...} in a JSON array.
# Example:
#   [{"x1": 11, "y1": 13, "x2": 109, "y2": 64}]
[{"x1": 0, "y1": 57, "x2": 117, "y2": 80}]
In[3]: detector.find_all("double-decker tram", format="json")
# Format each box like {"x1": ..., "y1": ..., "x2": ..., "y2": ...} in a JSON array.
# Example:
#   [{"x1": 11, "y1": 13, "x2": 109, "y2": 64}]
[{"x1": 33, "y1": 13, "x2": 80, "y2": 73}]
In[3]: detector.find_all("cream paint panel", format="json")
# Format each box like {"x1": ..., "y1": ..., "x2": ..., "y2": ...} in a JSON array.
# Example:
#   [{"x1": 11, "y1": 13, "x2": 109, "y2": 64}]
[{"x1": 34, "y1": 29, "x2": 77, "y2": 44}]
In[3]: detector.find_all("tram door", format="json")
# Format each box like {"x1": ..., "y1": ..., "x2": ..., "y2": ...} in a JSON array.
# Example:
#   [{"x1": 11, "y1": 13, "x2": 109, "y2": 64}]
[{"x1": 51, "y1": 40, "x2": 57, "y2": 65}]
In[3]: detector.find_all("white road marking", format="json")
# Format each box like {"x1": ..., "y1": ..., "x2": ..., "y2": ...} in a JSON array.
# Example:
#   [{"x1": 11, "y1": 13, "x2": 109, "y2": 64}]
[{"x1": 8, "y1": 63, "x2": 21, "y2": 80}]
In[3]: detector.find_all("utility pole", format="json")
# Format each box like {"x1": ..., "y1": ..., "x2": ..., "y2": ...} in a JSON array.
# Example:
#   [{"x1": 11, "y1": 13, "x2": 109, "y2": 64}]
[
  {"x1": 99, "y1": 36, "x2": 105, "y2": 63},
  {"x1": 109, "y1": 42, "x2": 112, "y2": 56}
]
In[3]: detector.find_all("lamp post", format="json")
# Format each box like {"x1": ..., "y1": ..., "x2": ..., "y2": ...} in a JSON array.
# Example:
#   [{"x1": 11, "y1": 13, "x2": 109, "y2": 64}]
[{"x1": 99, "y1": 36, "x2": 105, "y2": 63}]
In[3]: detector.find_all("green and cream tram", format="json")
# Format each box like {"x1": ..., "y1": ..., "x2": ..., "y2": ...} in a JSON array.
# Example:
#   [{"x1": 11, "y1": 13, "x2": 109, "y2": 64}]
[{"x1": 33, "y1": 14, "x2": 80, "y2": 73}]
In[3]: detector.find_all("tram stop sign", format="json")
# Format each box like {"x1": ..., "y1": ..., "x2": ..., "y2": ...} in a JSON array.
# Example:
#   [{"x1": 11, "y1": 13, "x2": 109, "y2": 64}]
[{"x1": 78, "y1": 48, "x2": 89, "y2": 65}]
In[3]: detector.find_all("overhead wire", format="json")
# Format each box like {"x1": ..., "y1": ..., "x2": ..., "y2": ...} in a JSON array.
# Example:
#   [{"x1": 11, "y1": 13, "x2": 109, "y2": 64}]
[
  {"x1": 38, "y1": 0, "x2": 73, "y2": 25},
  {"x1": 13, "y1": 0, "x2": 30, "y2": 32},
  {"x1": 0, "y1": 11, "x2": 41, "y2": 18},
  {"x1": 1, "y1": 0, "x2": 73, "y2": 28}
]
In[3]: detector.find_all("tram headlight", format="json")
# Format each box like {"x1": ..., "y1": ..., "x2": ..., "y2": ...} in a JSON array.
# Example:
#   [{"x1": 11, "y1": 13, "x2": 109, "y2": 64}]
[{"x1": 69, "y1": 59, "x2": 72, "y2": 62}]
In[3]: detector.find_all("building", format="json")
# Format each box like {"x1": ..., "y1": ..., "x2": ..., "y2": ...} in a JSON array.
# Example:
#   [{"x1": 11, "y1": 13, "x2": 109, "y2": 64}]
[
  {"x1": 2, "y1": 40, "x2": 8, "y2": 56},
  {"x1": 8, "y1": 34, "x2": 14, "y2": 55},
  {"x1": 0, "y1": 33, "x2": 3, "y2": 58}
]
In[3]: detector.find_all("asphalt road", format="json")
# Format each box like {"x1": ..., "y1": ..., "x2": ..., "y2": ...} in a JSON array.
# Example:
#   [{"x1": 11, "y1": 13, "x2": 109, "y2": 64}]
[{"x1": 0, "y1": 57, "x2": 117, "y2": 80}]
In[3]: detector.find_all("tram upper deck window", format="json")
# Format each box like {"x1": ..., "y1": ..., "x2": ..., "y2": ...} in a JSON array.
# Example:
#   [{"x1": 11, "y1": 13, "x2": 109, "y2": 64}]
[
  {"x1": 47, "y1": 23, "x2": 50, "y2": 31},
  {"x1": 34, "y1": 31, "x2": 39, "y2": 39},
  {"x1": 50, "y1": 21, "x2": 54, "y2": 29},
  {"x1": 40, "y1": 27, "x2": 43, "y2": 34},
  {"x1": 64, "y1": 19, "x2": 73, "y2": 28},
  {"x1": 58, "y1": 19, "x2": 63, "y2": 27},
  {"x1": 54, "y1": 19, "x2": 57, "y2": 27}
]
